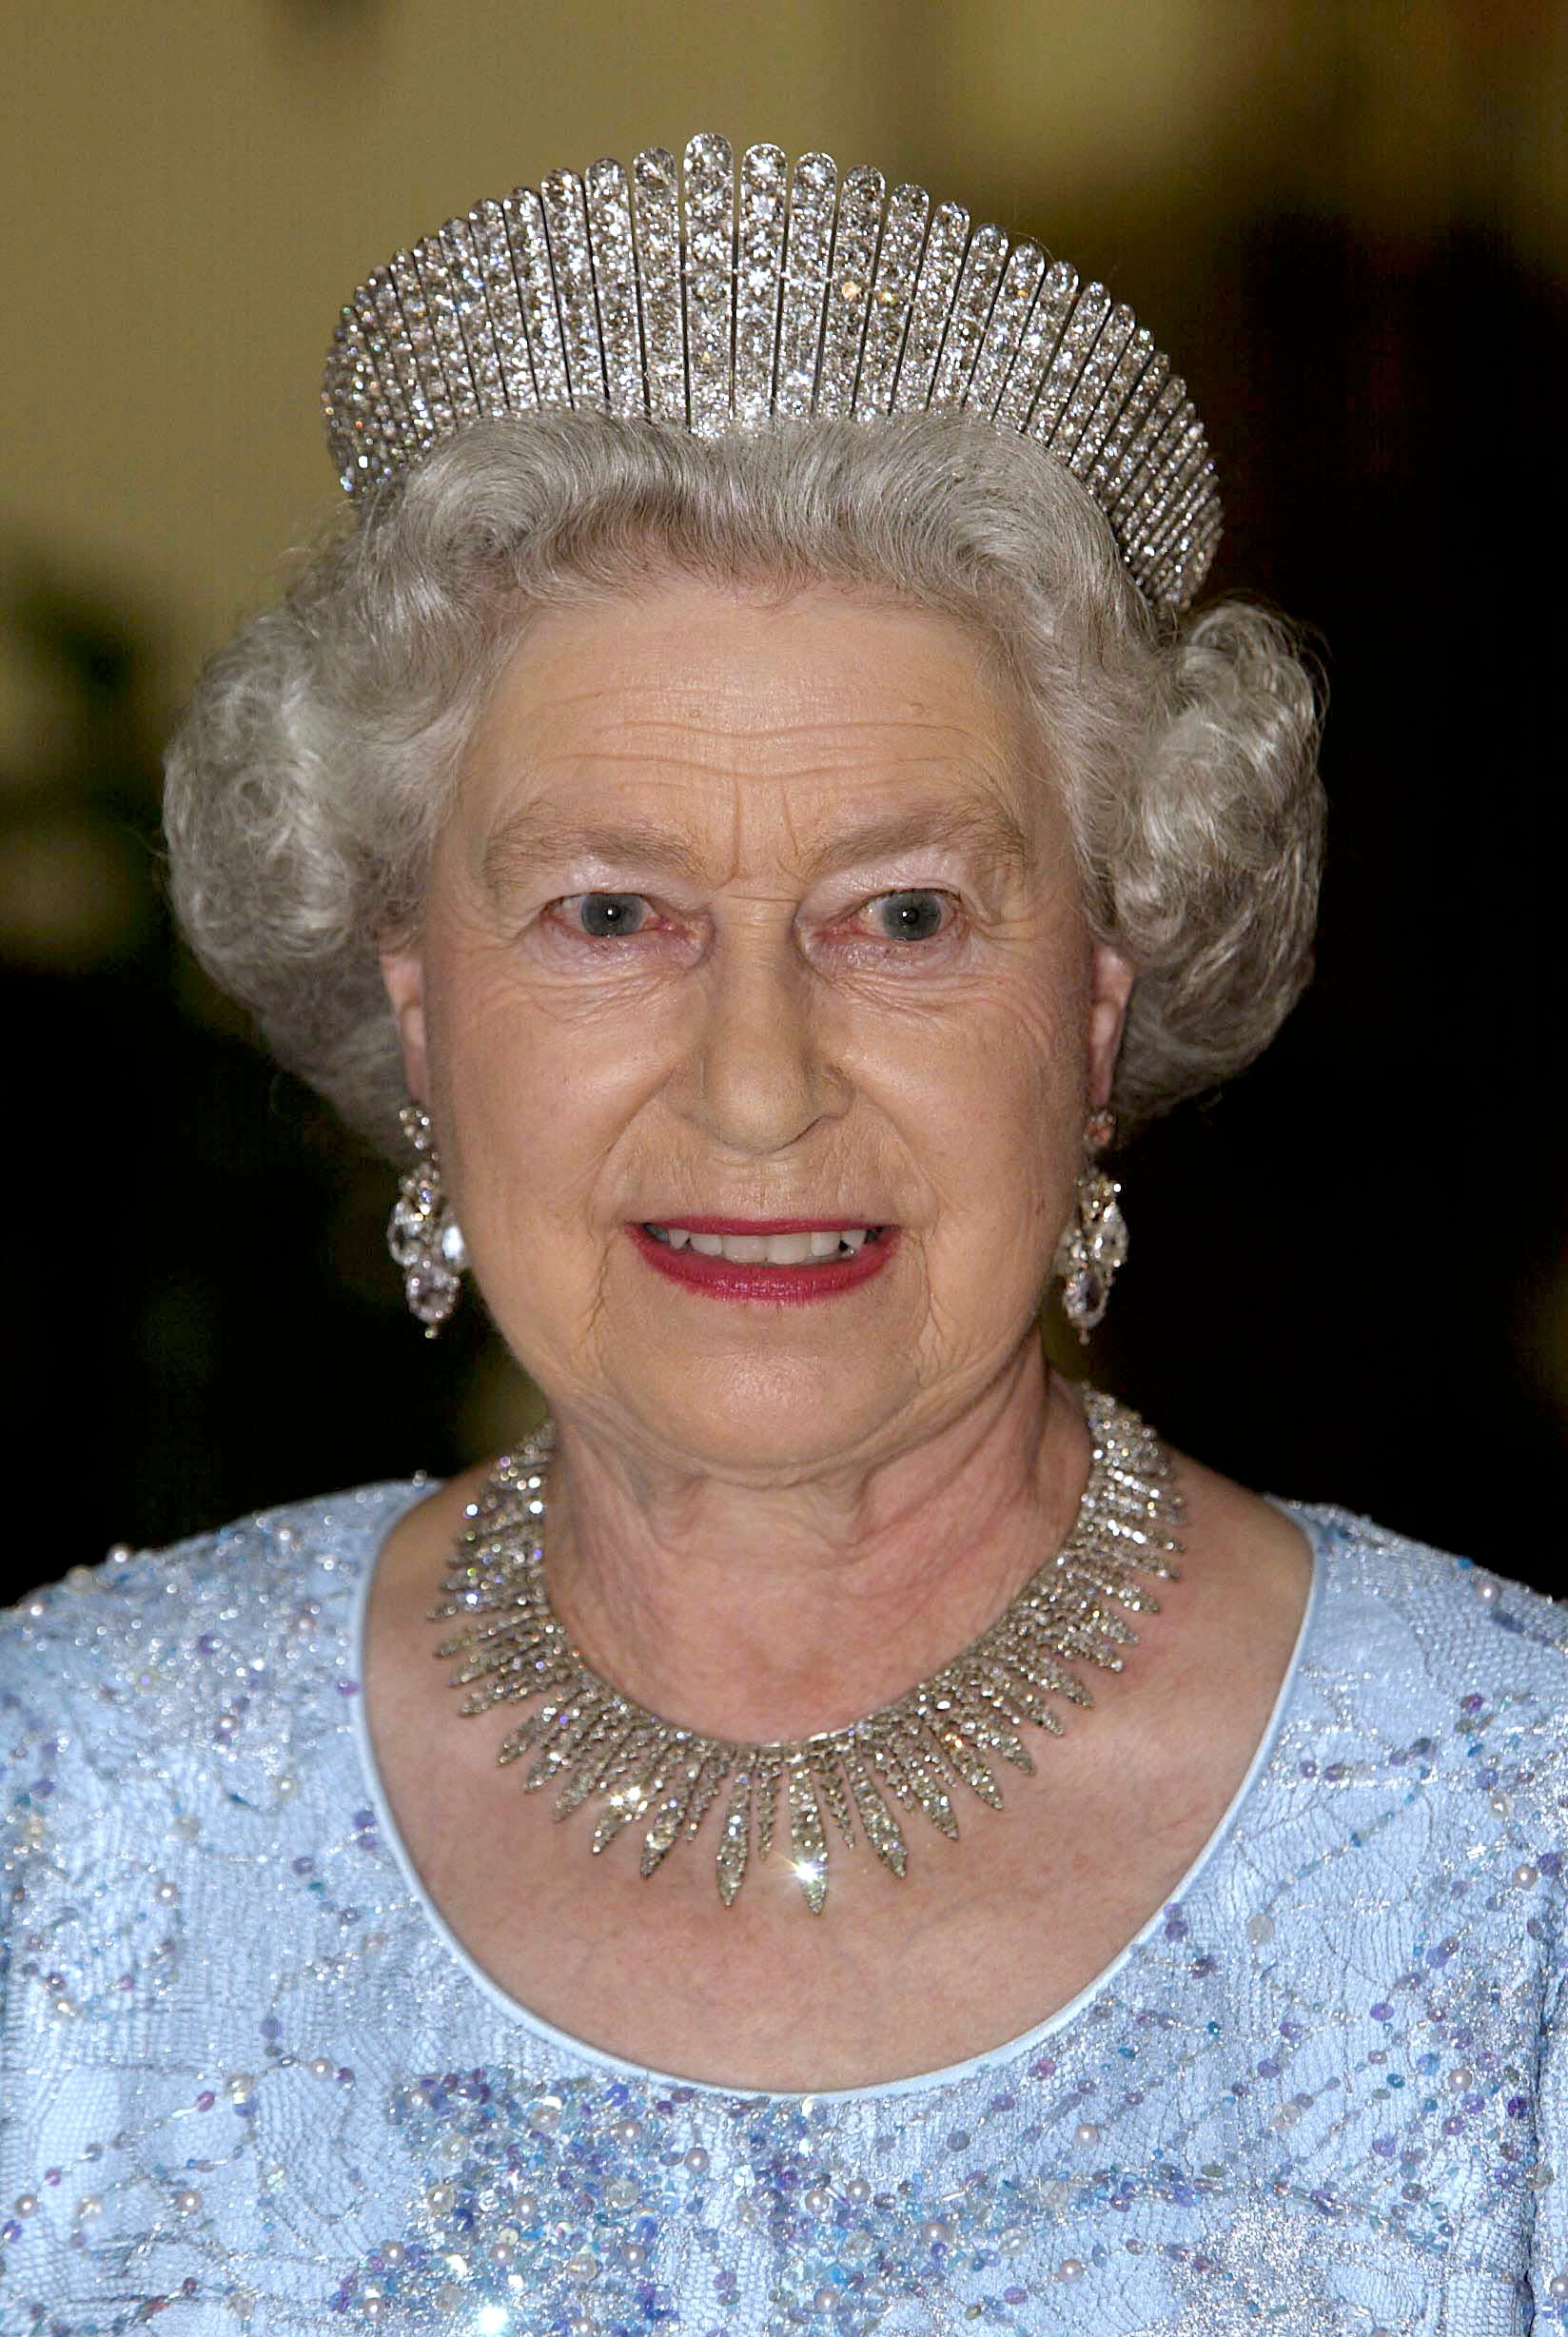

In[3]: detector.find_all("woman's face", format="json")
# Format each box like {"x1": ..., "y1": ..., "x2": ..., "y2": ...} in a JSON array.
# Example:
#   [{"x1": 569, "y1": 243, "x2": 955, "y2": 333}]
[{"x1": 382, "y1": 577, "x2": 1131, "y2": 1478}]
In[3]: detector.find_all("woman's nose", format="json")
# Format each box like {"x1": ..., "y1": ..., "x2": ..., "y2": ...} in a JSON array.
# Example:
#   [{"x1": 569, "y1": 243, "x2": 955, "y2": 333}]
[{"x1": 676, "y1": 931, "x2": 850, "y2": 1156}]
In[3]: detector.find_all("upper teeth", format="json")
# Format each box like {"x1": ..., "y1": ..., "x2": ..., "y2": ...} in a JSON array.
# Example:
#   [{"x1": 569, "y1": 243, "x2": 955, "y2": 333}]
[{"x1": 649, "y1": 1227, "x2": 872, "y2": 1264}]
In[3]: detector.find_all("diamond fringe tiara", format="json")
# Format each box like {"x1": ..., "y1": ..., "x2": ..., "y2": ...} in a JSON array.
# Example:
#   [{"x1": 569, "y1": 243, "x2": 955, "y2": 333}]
[{"x1": 323, "y1": 133, "x2": 1221, "y2": 613}]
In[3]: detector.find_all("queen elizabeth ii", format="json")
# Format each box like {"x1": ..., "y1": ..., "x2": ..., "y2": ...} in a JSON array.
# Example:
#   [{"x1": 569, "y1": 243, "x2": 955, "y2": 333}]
[{"x1": 3, "y1": 136, "x2": 1565, "y2": 2335}]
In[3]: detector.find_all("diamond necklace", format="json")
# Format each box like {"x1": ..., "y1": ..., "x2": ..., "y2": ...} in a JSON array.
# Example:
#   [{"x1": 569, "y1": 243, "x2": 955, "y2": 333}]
[{"x1": 431, "y1": 1386, "x2": 1184, "y2": 1914}]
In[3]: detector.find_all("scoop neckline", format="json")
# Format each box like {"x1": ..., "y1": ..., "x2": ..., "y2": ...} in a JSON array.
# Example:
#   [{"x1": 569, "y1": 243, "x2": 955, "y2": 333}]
[{"x1": 348, "y1": 1483, "x2": 1326, "y2": 2107}]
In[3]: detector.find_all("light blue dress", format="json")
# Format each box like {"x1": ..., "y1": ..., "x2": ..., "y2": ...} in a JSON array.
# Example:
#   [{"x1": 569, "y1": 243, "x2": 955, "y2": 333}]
[{"x1": 3, "y1": 1482, "x2": 1567, "y2": 2335}]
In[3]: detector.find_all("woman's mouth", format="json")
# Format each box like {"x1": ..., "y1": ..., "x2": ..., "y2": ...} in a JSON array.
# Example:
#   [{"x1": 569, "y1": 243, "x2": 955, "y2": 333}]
[
  {"x1": 641, "y1": 1223, "x2": 885, "y2": 1265},
  {"x1": 627, "y1": 1221, "x2": 897, "y2": 1303}
]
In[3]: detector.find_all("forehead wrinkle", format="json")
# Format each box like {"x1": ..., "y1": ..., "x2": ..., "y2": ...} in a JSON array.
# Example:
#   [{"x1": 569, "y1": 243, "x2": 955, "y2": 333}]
[
  {"x1": 524, "y1": 717, "x2": 1006, "y2": 780},
  {"x1": 479, "y1": 795, "x2": 1036, "y2": 897},
  {"x1": 476, "y1": 698, "x2": 1007, "y2": 799},
  {"x1": 512, "y1": 651, "x2": 1012, "y2": 746}
]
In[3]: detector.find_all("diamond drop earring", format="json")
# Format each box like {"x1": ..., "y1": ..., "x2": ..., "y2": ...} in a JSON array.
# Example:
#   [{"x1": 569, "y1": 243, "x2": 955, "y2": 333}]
[
  {"x1": 387, "y1": 1103, "x2": 468, "y2": 1337},
  {"x1": 1055, "y1": 1108, "x2": 1128, "y2": 1343}
]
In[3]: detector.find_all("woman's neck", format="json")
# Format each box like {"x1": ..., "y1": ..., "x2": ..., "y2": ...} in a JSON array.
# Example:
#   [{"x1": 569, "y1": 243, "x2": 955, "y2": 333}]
[{"x1": 538, "y1": 1344, "x2": 1092, "y2": 1742}]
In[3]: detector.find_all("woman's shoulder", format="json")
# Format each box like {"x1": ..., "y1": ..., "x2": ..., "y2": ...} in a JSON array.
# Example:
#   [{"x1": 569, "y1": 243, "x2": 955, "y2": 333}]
[
  {"x1": 1288, "y1": 1498, "x2": 1568, "y2": 1801},
  {"x1": 0, "y1": 1478, "x2": 428, "y2": 1777},
  {"x1": 0, "y1": 1483, "x2": 430, "y2": 2075},
  {"x1": 1300, "y1": 1498, "x2": 1567, "y2": 1654}
]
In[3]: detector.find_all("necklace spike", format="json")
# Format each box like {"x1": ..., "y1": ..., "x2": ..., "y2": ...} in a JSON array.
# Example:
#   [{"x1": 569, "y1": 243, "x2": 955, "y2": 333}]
[
  {"x1": 753, "y1": 1751, "x2": 785, "y2": 1861},
  {"x1": 715, "y1": 1767, "x2": 753, "y2": 1906},
  {"x1": 809, "y1": 1750, "x2": 857, "y2": 1850},
  {"x1": 843, "y1": 1745, "x2": 909, "y2": 1879},
  {"x1": 787, "y1": 1760, "x2": 831, "y2": 1913}
]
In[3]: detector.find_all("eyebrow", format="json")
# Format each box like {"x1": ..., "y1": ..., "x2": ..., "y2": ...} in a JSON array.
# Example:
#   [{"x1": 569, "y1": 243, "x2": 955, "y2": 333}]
[
  {"x1": 482, "y1": 814, "x2": 707, "y2": 892},
  {"x1": 480, "y1": 802, "x2": 1035, "y2": 894}
]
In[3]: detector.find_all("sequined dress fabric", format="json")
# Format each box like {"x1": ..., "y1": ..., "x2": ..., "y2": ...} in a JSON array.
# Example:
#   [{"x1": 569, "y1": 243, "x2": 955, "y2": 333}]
[{"x1": 4, "y1": 1486, "x2": 1568, "y2": 2335}]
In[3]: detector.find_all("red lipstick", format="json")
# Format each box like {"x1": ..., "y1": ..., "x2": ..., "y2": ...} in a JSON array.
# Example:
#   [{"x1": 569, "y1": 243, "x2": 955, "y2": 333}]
[{"x1": 626, "y1": 1222, "x2": 898, "y2": 1305}]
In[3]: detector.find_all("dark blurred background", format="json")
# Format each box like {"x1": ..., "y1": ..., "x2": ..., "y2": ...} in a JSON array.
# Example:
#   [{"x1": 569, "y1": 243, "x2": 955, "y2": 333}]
[{"x1": 5, "y1": 0, "x2": 1564, "y2": 1594}]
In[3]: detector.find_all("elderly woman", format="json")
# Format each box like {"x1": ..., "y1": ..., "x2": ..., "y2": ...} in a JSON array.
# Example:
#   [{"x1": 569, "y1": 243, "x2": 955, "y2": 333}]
[{"x1": 3, "y1": 136, "x2": 1565, "y2": 2335}]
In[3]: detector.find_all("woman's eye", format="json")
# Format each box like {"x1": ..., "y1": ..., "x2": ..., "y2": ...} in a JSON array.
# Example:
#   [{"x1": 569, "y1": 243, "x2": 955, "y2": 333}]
[
  {"x1": 559, "y1": 892, "x2": 652, "y2": 939},
  {"x1": 866, "y1": 890, "x2": 951, "y2": 943}
]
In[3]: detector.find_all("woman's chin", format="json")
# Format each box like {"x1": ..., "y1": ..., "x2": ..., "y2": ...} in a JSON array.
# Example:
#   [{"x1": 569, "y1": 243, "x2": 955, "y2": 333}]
[{"x1": 598, "y1": 1362, "x2": 918, "y2": 1480}]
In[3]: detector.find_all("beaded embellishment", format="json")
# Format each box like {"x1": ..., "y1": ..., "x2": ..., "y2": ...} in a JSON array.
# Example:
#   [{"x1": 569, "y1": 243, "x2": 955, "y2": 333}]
[
  {"x1": 431, "y1": 1388, "x2": 1184, "y2": 1913},
  {"x1": 323, "y1": 133, "x2": 1222, "y2": 612}
]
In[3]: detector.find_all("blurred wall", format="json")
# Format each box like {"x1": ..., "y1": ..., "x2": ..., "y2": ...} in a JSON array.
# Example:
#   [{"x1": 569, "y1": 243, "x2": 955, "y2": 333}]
[{"x1": 5, "y1": 0, "x2": 1566, "y2": 1582}]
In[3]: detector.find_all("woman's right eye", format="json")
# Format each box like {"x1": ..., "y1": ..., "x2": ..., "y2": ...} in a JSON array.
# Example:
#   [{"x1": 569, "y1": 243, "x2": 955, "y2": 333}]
[{"x1": 556, "y1": 893, "x2": 652, "y2": 939}]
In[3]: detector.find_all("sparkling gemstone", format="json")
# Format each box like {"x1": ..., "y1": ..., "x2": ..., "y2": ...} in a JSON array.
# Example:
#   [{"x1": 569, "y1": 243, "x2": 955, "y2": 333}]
[{"x1": 406, "y1": 1266, "x2": 460, "y2": 1325}]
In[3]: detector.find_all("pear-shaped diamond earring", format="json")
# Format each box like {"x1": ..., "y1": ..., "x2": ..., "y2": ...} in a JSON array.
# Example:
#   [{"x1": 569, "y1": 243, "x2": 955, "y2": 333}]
[
  {"x1": 1055, "y1": 1108, "x2": 1128, "y2": 1342},
  {"x1": 387, "y1": 1102, "x2": 468, "y2": 1336}
]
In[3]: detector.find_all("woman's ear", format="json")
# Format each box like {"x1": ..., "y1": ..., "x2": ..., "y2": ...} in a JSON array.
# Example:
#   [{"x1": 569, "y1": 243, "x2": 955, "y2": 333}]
[
  {"x1": 1087, "y1": 944, "x2": 1135, "y2": 1110},
  {"x1": 380, "y1": 941, "x2": 430, "y2": 1103}
]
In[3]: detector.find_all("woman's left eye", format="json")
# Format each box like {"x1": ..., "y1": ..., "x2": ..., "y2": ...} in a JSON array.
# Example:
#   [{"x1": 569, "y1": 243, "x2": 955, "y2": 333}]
[
  {"x1": 863, "y1": 890, "x2": 953, "y2": 943},
  {"x1": 557, "y1": 892, "x2": 655, "y2": 939}
]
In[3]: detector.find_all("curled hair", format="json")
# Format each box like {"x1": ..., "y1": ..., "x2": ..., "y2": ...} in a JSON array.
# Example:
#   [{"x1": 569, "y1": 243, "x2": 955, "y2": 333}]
[{"x1": 164, "y1": 409, "x2": 1323, "y2": 1149}]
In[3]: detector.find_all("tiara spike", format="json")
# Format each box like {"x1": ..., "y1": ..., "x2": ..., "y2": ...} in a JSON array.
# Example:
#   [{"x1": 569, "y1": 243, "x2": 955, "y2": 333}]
[
  {"x1": 931, "y1": 224, "x2": 1009, "y2": 411},
  {"x1": 1136, "y1": 429, "x2": 1209, "y2": 564},
  {"x1": 323, "y1": 318, "x2": 375, "y2": 493},
  {"x1": 1145, "y1": 408, "x2": 1207, "y2": 525},
  {"x1": 371, "y1": 269, "x2": 439, "y2": 473},
  {"x1": 776, "y1": 153, "x2": 838, "y2": 419},
  {"x1": 965, "y1": 242, "x2": 1047, "y2": 421},
  {"x1": 323, "y1": 135, "x2": 1223, "y2": 608},
  {"x1": 1145, "y1": 457, "x2": 1215, "y2": 572},
  {"x1": 390, "y1": 250, "x2": 454, "y2": 439},
  {"x1": 335, "y1": 303, "x2": 401, "y2": 487},
  {"x1": 441, "y1": 219, "x2": 507, "y2": 423},
  {"x1": 467, "y1": 202, "x2": 538, "y2": 414},
  {"x1": 416, "y1": 232, "x2": 477, "y2": 429},
  {"x1": 540, "y1": 171, "x2": 608, "y2": 413},
  {"x1": 993, "y1": 258, "x2": 1077, "y2": 435},
  {"x1": 1183, "y1": 498, "x2": 1224, "y2": 584},
  {"x1": 631, "y1": 147, "x2": 685, "y2": 423},
  {"x1": 892, "y1": 202, "x2": 970, "y2": 414},
  {"x1": 1070, "y1": 315, "x2": 1149, "y2": 480},
  {"x1": 815, "y1": 166, "x2": 885, "y2": 419},
  {"x1": 1029, "y1": 281, "x2": 1111, "y2": 449},
  {"x1": 584, "y1": 160, "x2": 645, "y2": 422},
  {"x1": 682, "y1": 134, "x2": 736, "y2": 440},
  {"x1": 1090, "y1": 347, "x2": 1169, "y2": 501},
  {"x1": 503, "y1": 188, "x2": 570, "y2": 409},
  {"x1": 367, "y1": 276, "x2": 422, "y2": 443},
  {"x1": 853, "y1": 181, "x2": 929, "y2": 419},
  {"x1": 1123, "y1": 422, "x2": 1205, "y2": 592},
  {"x1": 1108, "y1": 374, "x2": 1188, "y2": 518},
  {"x1": 346, "y1": 293, "x2": 402, "y2": 444},
  {"x1": 1132, "y1": 468, "x2": 1208, "y2": 602},
  {"x1": 735, "y1": 144, "x2": 788, "y2": 428},
  {"x1": 1057, "y1": 297, "x2": 1135, "y2": 470},
  {"x1": 1116, "y1": 421, "x2": 1205, "y2": 588}
]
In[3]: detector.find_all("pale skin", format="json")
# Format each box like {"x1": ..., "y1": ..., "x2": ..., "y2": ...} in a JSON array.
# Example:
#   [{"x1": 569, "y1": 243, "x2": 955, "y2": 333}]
[{"x1": 370, "y1": 574, "x2": 1312, "y2": 2091}]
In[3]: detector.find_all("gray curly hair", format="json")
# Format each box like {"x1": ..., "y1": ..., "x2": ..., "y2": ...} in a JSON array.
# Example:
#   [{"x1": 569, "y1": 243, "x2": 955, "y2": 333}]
[{"x1": 164, "y1": 408, "x2": 1323, "y2": 1153}]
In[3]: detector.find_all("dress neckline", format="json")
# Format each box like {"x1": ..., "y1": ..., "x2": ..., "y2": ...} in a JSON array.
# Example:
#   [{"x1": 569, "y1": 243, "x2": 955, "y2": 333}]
[{"x1": 347, "y1": 1484, "x2": 1327, "y2": 2106}]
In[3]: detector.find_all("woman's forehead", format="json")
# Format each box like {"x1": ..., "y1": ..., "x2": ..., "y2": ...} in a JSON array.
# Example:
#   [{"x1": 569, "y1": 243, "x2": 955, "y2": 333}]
[{"x1": 461, "y1": 579, "x2": 1038, "y2": 829}]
